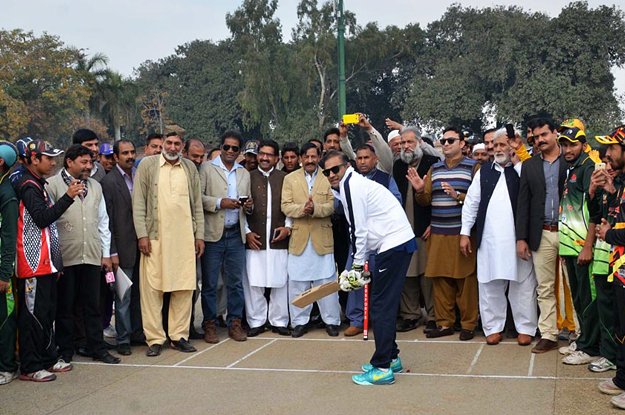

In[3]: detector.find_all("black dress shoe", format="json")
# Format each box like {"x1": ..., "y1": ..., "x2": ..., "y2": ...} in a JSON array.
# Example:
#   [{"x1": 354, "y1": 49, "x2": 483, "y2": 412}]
[
  {"x1": 272, "y1": 326, "x2": 291, "y2": 336},
  {"x1": 459, "y1": 329, "x2": 475, "y2": 341},
  {"x1": 117, "y1": 343, "x2": 132, "y2": 356},
  {"x1": 93, "y1": 351, "x2": 121, "y2": 364},
  {"x1": 423, "y1": 320, "x2": 437, "y2": 334},
  {"x1": 170, "y1": 338, "x2": 197, "y2": 353},
  {"x1": 326, "y1": 324, "x2": 340, "y2": 337},
  {"x1": 189, "y1": 328, "x2": 204, "y2": 340},
  {"x1": 291, "y1": 325, "x2": 308, "y2": 338},
  {"x1": 396, "y1": 319, "x2": 419, "y2": 332},
  {"x1": 248, "y1": 326, "x2": 266, "y2": 337},
  {"x1": 425, "y1": 327, "x2": 455, "y2": 338},
  {"x1": 146, "y1": 344, "x2": 162, "y2": 357}
]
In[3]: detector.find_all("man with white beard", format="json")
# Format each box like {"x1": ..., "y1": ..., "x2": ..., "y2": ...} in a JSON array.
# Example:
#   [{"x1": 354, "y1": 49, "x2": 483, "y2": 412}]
[
  {"x1": 459, "y1": 129, "x2": 538, "y2": 346},
  {"x1": 392, "y1": 126, "x2": 442, "y2": 333}
]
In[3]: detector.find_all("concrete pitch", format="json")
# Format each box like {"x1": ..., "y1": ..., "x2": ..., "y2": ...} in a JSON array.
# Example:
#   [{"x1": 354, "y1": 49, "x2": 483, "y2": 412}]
[{"x1": 0, "y1": 327, "x2": 621, "y2": 415}]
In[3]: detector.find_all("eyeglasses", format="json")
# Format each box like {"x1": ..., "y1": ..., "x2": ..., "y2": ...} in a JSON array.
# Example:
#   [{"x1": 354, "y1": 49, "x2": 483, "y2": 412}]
[
  {"x1": 222, "y1": 145, "x2": 240, "y2": 152},
  {"x1": 440, "y1": 138, "x2": 460, "y2": 145},
  {"x1": 322, "y1": 163, "x2": 345, "y2": 177}
]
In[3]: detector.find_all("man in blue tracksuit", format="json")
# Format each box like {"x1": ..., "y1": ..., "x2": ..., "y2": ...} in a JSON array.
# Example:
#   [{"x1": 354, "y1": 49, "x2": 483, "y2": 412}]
[{"x1": 321, "y1": 150, "x2": 416, "y2": 385}]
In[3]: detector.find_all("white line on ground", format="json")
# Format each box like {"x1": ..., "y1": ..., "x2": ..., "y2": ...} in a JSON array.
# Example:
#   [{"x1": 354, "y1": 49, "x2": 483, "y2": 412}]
[
  {"x1": 173, "y1": 338, "x2": 229, "y2": 367},
  {"x1": 72, "y1": 361, "x2": 607, "y2": 381},
  {"x1": 226, "y1": 339, "x2": 278, "y2": 368},
  {"x1": 528, "y1": 353, "x2": 536, "y2": 376},
  {"x1": 467, "y1": 343, "x2": 485, "y2": 374},
  {"x1": 243, "y1": 336, "x2": 523, "y2": 345}
]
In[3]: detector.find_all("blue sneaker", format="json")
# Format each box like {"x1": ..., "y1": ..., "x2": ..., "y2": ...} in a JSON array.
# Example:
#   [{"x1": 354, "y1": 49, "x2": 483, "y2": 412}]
[
  {"x1": 361, "y1": 357, "x2": 403, "y2": 373},
  {"x1": 352, "y1": 367, "x2": 395, "y2": 385}
]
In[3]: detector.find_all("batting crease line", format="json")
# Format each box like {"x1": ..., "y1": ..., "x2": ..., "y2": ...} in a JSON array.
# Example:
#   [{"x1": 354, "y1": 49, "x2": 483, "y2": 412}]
[
  {"x1": 242, "y1": 336, "x2": 526, "y2": 345},
  {"x1": 528, "y1": 353, "x2": 536, "y2": 377},
  {"x1": 226, "y1": 339, "x2": 278, "y2": 368},
  {"x1": 72, "y1": 361, "x2": 607, "y2": 381},
  {"x1": 173, "y1": 338, "x2": 229, "y2": 367},
  {"x1": 467, "y1": 343, "x2": 484, "y2": 374}
]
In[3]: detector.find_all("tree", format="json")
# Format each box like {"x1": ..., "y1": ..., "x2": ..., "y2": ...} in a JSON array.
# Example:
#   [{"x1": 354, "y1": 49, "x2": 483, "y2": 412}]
[
  {"x1": 226, "y1": 0, "x2": 290, "y2": 135},
  {"x1": 402, "y1": 3, "x2": 625, "y2": 134},
  {"x1": 0, "y1": 29, "x2": 91, "y2": 143}
]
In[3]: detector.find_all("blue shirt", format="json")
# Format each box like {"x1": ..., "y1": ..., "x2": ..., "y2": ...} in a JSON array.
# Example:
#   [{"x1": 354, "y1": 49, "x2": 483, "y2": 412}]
[
  {"x1": 304, "y1": 168, "x2": 318, "y2": 194},
  {"x1": 212, "y1": 156, "x2": 244, "y2": 227}
]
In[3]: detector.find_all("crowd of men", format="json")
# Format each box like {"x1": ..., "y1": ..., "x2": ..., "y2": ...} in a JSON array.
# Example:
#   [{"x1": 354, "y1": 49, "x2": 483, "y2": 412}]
[{"x1": 2, "y1": 116, "x2": 625, "y2": 404}]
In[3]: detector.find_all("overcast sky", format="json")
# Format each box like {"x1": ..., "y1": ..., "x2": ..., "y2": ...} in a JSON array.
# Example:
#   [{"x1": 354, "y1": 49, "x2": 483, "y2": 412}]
[{"x1": 4, "y1": 0, "x2": 625, "y2": 109}]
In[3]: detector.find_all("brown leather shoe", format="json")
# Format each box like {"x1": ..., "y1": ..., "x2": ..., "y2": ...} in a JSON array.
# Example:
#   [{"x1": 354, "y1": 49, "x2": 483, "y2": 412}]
[
  {"x1": 531, "y1": 338, "x2": 558, "y2": 353},
  {"x1": 517, "y1": 333, "x2": 533, "y2": 346},
  {"x1": 229, "y1": 319, "x2": 247, "y2": 342},
  {"x1": 203, "y1": 320, "x2": 219, "y2": 344},
  {"x1": 486, "y1": 333, "x2": 502, "y2": 345},
  {"x1": 344, "y1": 326, "x2": 364, "y2": 337}
]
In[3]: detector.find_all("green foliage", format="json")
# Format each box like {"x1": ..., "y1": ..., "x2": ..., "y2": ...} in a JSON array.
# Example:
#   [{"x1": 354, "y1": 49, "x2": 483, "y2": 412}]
[
  {"x1": 0, "y1": 29, "x2": 91, "y2": 143},
  {"x1": 402, "y1": 2, "x2": 625, "y2": 133},
  {"x1": 3, "y1": 2, "x2": 625, "y2": 147}
]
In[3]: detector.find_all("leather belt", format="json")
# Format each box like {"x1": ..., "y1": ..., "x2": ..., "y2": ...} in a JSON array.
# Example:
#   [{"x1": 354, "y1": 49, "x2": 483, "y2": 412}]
[{"x1": 542, "y1": 224, "x2": 558, "y2": 232}]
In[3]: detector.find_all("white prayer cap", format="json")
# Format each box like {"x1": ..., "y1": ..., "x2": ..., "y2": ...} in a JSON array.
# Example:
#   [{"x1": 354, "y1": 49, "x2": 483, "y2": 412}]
[
  {"x1": 387, "y1": 130, "x2": 400, "y2": 142},
  {"x1": 472, "y1": 143, "x2": 486, "y2": 154}
]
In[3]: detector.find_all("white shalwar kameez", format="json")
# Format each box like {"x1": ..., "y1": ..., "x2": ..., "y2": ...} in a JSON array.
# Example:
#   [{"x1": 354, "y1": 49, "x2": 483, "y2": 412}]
[
  {"x1": 244, "y1": 174, "x2": 290, "y2": 329},
  {"x1": 461, "y1": 163, "x2": 538, "y2": 336}
]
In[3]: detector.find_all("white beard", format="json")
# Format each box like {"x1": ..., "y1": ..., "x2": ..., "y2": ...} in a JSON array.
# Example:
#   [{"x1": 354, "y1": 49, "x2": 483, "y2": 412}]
[
  {"x1": 163, "y1": 151, "x2": 181, "y2": 161},
  {"x1": 400, "y1": 145, "x2": 424, "y2": 165},
  {"x1": 494, "y1": 153, "x2": 509, "y2": 165}
]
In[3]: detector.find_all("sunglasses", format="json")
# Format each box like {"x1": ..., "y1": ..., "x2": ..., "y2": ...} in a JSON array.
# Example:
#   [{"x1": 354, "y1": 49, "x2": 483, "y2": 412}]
[
  {"x1": 440, "y1": 138, "x2": 461, "y2": 145},
  {"x1": 222, "y1": 144, "x2": 240, "y2": 152},
  {"x1": 322, "y1": 163, "x2": 345, "y2": 177}
]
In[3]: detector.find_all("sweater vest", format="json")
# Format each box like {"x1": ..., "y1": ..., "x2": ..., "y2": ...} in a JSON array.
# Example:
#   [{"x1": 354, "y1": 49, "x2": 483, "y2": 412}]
[
  {"x1": 46, "y1": 175, "x2": 103, "y2": 267},
  {"x1": 247, "y1": 169, "x2": 288, "y2": 250},
  {"x1": 431, "y1": 157, "x2": 476, "y2": 235},
  {"x1": 474, "y1": 163, "x2": 519, "y2": 249}
]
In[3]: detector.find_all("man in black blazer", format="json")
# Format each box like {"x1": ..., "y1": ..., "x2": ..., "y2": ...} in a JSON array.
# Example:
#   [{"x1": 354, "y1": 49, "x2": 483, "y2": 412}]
[
  {"x1": 516, "y1": 117, "x2": 568, "y2": 354},
  {"x1": 101, "y1": 139, "x2": 141, "y2": 356}
]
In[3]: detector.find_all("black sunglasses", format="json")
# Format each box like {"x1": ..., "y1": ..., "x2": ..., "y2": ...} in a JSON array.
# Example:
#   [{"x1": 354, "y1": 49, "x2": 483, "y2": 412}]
[
  {"x1": 222, "y1": 144, "x2": 240, "y2": 152},
  {"x1": 440, "y1": 138, "x2": 461, "y2": 145},
  {"x1": 322, "y1": 163, "x2": 345, "y2": 177}
]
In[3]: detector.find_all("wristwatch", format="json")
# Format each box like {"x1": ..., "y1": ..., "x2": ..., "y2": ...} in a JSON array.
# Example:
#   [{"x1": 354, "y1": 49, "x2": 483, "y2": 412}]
[{"x1": 456, "y1": 193, "x2": 464, "y2": 205}]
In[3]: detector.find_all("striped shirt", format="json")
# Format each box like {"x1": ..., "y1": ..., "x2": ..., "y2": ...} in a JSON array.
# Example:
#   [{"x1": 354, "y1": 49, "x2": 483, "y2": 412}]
[{"x1": 431, "y1": 157, "x2": 476, "y2": 235}]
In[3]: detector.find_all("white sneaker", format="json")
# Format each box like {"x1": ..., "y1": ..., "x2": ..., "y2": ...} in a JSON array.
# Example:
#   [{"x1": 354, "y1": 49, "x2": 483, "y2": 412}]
[
  {"x1": 612, "y1": 392, "x2": 625, "y2": 410},
  {"x1": 588, "y1": 357, "x2": 617, "y2": 373},
  {"x1": 103, "y1": 325, "x2": 117, "y2": 338},
  {"x1": 562, "y1": 350, "x2": 596, "y2": 365},
  {"x1": 19, "y1": 369, "x2": 56, "y2": 382},
  {"x1": 599, "y1": 379, "x2": 625, "y2": 395},
  {"x1": 0, "y1": 371, "x2": 18, "y2": 385},
  {"x1": 49, "y1": 359, "x2": 73, "y2": 373},
  {"x1": 558, "y1": 341, "x2": 577, "y2": 355}
]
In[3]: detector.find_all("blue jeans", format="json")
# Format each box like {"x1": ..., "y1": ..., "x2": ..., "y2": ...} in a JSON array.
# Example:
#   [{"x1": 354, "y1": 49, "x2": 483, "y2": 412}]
[
  {"x1": 201, "y1": 227, "x2": 246, "y2": 326},
  {"x1": 115, "y1": 267, "x2": 133, "y2": 345}
]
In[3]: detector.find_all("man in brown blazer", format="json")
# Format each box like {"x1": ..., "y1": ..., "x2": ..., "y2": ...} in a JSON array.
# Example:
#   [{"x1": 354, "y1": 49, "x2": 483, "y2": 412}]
[
  {"x1": 200, "y1": 130, "x2": 252, "y2": 344},
  {"x1": 281, "y1": 142, "x2": 341, "y2": 338}
]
